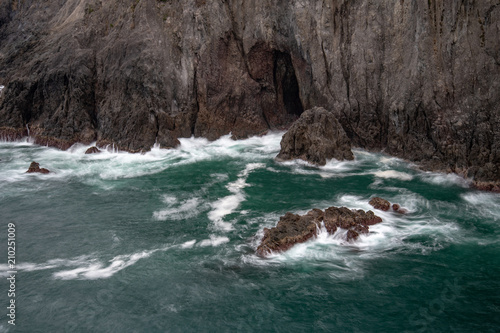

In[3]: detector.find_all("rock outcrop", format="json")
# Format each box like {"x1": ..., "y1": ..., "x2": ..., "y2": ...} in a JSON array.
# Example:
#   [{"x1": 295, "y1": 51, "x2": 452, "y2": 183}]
[
  {"x1": 256, "y1": 206, "x2": 382, "y2": 256},
  {"x1": 368, "y1": 197, "x2": 391, "y2": 211},
  {"x1": 26, "y1": 161, "x2": 49, "y2": 174},
  {"x1": 276, "y1": 107, "x2": 354, "y2": 165},
  {"x1": 85, "y1": 146, "x2": 101, "y2": 154},
  {"x1": 0, "y1": 1, "x2": 498, "y2": 185}
]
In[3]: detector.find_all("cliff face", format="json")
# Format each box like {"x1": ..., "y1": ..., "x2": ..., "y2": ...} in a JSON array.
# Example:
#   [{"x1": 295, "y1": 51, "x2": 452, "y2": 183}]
[{"x1": 0, "y1": 0, "x2": 499, "y2": 182}]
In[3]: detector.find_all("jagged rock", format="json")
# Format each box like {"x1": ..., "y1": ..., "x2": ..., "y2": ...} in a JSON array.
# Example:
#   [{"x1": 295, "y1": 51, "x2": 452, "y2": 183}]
[
  {"x1": 26, "y1": 161, "x2": 49, "y2": 174},
  {"x1": 369, "y1": 197, "x2": 391, "y2": 211},
  {"x1": 256, "y1": 206, "x2": 382, "y2": 256},
  {"x1": 85, "y1": 146, "x2": 101, "y2": 154},
  {"x1": 276, "y1": 107, "x2": 354, "y2": 165}
]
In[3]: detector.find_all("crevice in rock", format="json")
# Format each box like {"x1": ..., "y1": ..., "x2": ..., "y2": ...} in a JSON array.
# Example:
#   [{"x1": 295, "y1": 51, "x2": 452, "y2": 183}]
[
  {"x1": 273, "y1": 51, "x2": 304, "y2": 118},
  {"x1": 22, "y1": 82, "x2": 37, "y2": 125}
]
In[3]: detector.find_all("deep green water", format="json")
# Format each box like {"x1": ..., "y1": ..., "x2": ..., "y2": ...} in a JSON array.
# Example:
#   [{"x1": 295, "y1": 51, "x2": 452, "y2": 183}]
[{"x1": 0, "y1": 133, "x2": 499, "y2": 332}]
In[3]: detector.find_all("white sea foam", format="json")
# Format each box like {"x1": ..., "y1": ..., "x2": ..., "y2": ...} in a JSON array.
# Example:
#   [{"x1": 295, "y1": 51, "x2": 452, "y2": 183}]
[
  {"x1": 0, "y1": 132, "x2": 284, "y2": 187},
  {"x1": 420, "y1": 172, "x2": 469, "y2": 187},
  {"x1": 176, "y1": 132, "x2": 283, "y2": 162},
  {"x1": 180, "y1": 240, "x2": 197, "y2": 248},
  {"x1": 199, "y1": 235, "x2": 230, "y2": 247},
  {"x1": 461, "y1": 192, "x2": 500, "y2": 221},
  {"x1": 0, "y1": 245, "x2": 183, "y2": 280},
  {"x1": 53, "y1": 250, "x2": 158, "y2": 280},
  {"x1": 372, "y1": 170, "x2": 413, "y2": 181},
  {"x1": 208, "y1": 163, "x2": 265, "y2": 231},
  {"x1": 153, "y1": 197, "x2": 205, "y2": 221}
]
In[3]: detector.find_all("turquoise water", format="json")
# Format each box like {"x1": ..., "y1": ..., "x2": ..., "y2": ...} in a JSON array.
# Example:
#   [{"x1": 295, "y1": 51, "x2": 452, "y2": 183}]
[{"x1": 0, "y1": 133, "x2": 499, "y2": 332}]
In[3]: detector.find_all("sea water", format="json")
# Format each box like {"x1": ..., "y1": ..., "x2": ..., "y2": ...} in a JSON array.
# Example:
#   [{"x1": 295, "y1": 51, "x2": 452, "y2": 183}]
[{"x1": 0, "y1": 133, "x2": 499, "y2": 332}]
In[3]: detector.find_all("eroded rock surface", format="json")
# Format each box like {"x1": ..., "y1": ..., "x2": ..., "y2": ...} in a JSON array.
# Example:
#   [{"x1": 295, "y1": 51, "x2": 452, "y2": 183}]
[
  {"x1": 276, "y1": 107, "x2": 354, "y2": 165},
  {"x1": 0, "y1": 1, "x2": 498, "y2": 185},
  {"x1": 256, "y1": 206, "x2": 382, "y2": 256}
]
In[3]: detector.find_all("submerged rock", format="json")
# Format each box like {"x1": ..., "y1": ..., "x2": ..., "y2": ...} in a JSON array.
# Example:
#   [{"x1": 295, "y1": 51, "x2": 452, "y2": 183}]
[
  {"x1": 256, "y1": 206, "x2": 381, "y2": 256},
  {"x1": 85, "y1": 146, "x2": 101, "y2": 154},
  {"x1": 26, "y1": 161, "x2": 49, "y2": 174},
  {"x1": 276, "y1": 107, "x2": 354, "y2": 166},
  {"x1": 392, "y1": 203, "x2": 408, "y2": 214}
]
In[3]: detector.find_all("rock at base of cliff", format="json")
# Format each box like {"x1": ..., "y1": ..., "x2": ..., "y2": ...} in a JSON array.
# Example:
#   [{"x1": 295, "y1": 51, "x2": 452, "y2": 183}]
[
  {"x1": 85, "y1": 146, "x2": 101, "y2": 154},
  {"x1": 26, "y1": 161, "x2": 50, "y2": 174},
  {"x1": 472, "y1": 181, "x2": 500, "y2": 193},
  {"x1": 276, "y1": 107, "x2": 354, "y2": 166},
  {"x1": 256, "y1": 206, "x2": 382, "y2": 256}
]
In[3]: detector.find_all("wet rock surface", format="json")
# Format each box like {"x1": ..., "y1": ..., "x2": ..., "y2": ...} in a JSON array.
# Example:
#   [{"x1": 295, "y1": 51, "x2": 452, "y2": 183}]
[
  {"x1": 0, "y1": 1, "x2": 498, "y2": 184},
  {"x1": 369, "y1": 197, "x2": 391, "y2": 211},
  {"x1": 472, "y1": 181, "x2": 500, "y2": 193},
  {"x1": 369, "y1": 197, "x2": 407, "y2": 214},
  {"x1": 276, "y1": 107, "x2": 354, "y2": 165},
  {"x1": 85, "y1": 146, "x2": 101, "y2": 154},
  {"x1": 256, "y1": 206, "x2": 382, "y2": 256},
  {"x1": 26, "y1": 161, "x2": 49, "y2": 174}
]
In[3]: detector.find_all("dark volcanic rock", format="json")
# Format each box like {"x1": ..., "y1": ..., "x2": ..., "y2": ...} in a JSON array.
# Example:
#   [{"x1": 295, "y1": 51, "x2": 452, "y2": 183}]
[
  {"x1": 369, "y1": 197, "x2": 391, "y2": 211},
  {"x1": 256, "y1": 206, "x2": 382, "y2": 256},
  {"x1": 276, "y1": 107, "x2": 354, "y2": 165},
  {"x1": 472, "y1": 181, "x2": 500, "y2": 193},
  {"x1": 26, "y1": 161, "x2": 49, "y2": 174},
  {"x1": 85, "y1": 146, "x2": 101, "y2": 154},
  {"x1": 0, "y1": 127, "x2": 27, "y2": 141},
  {"x1": 0, "y1": 1, "x2": 498, "y2": 184}
]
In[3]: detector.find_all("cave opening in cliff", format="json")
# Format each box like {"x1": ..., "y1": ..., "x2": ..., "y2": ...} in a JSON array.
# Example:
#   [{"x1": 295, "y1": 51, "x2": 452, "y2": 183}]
[{"x1": 273, "y1": 51, "x2": 304, "y2": 119}]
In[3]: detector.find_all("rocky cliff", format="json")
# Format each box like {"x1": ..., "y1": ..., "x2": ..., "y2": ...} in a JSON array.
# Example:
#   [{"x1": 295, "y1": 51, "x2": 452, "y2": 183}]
[{"x1": 0, "y1": 0, "x2": 499, "y2": 184}]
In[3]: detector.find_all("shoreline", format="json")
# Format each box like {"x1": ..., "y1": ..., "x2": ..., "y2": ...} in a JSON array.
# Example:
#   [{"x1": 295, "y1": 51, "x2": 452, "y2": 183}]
[{"x1": 1, "y1": 126, "x2": 498, "y2": 193}]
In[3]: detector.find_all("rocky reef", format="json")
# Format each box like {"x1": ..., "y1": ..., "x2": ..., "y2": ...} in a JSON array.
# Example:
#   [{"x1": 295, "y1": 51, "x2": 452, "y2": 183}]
[
  {"x1": 257, "y1": 206, "x2": 382, "y2": 256},
  {"x1": 276, "y1": 107, "x2": 353, "y2": 165},
  {"x1": 0, "y1": 1, "x2": 498, "y2": 185}
]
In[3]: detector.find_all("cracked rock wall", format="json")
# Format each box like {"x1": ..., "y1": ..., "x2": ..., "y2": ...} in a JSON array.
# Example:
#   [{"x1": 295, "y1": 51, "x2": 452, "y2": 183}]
[{"x1": 0, "y1": 0, "x2": 499, "y2": 182}]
